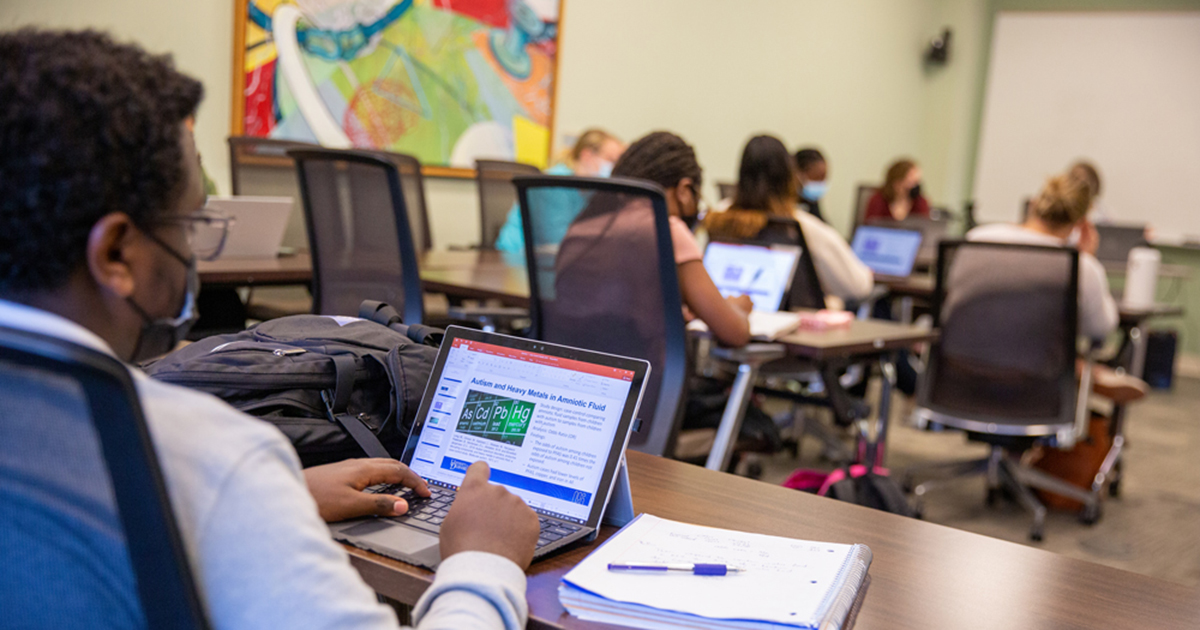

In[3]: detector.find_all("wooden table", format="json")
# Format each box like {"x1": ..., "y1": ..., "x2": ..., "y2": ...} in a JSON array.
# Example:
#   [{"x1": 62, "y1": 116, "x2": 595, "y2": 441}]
[
  {"x1": 197, "y1": 250, "x2": 530, "y2": 307},
  {"x1": 344, "y1": 451, "x2": 1200, "y2": 630}
]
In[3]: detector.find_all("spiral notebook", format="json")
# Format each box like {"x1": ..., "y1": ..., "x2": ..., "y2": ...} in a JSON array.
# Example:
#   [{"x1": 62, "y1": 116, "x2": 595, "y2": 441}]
[{"x1": 559, "y1": 514, "x2": 872, "y2": 630}]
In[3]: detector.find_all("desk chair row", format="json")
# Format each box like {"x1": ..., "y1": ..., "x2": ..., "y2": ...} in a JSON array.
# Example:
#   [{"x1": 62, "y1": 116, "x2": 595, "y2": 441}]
[{"x1": 228, "y1": 136, "x2": 539, "y2": 253}]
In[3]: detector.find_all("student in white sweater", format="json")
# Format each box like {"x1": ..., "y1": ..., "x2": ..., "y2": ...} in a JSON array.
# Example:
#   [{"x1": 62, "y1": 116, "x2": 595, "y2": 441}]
[
  {"x1": 967, "y1": 173, "x2": 1119, "y2": 340},
  {"x1": 707, "y1": 135, "x2": 874, "y2": 306}
]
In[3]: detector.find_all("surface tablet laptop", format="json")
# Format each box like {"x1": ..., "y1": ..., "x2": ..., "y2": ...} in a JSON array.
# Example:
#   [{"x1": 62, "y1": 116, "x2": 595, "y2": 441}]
[
  {"x1": 851, "y1": 226, "x2": 923, "y2": 278},
  {"x1": 331, "y1": 326, "x2": 650, "y2": 569},
  {"x1": 703, "y1": 242, "x2": 802, "y2": 312},
  {"x1": 204, "y1": 196, "x2": 293, "y2": 259},
  {"x1": 1095, "y1": 224, "x2": 1148, "y2": 264}
]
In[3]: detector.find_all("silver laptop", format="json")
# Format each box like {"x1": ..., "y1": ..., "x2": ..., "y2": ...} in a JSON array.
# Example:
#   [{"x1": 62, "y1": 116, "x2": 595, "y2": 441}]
[
  {"x1": 204, "y1": 196, "x2": 293, "y2": 259},
  {"x1": 851, "y1": 225, "x2": 924, "y2": 278},
  {"x1": 702, "y1": 242, "x2": 802, "y2": 312},
  {"x1": 331, "y1": 326, "x2": 650, "y2": 569},
  {"x1": 866, "y1": 217, "x2": 946, "y2": 270}
]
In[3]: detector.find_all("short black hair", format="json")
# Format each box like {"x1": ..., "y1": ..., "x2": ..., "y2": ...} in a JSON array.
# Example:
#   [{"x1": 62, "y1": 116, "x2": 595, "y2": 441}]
[
  {"x1": 794, "y1": 148, "x2": 825, "y2": 171},
  {"x1": 612, "y1": 131, "x2": 702, "y2": 190},
  {"x1": 0, "y1": 29, "x2": 204, "y2": 294}
]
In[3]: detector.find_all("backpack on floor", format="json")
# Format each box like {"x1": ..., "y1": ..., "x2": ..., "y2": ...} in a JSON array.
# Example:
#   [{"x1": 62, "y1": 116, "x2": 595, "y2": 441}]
[
  {"x1": 145, "y1": 301, "x2": 441, "y2": 467},
  {"x1": 822, "y1": 467, "x2": 916, "y2": 517}
]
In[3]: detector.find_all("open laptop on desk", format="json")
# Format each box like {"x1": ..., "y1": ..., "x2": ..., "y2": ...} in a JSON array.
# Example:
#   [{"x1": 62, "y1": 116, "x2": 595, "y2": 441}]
[
  {"x1": 702, "y1": 241, "x2": 802, "y2": 312},
  {"x1": 331, "y1": 326, "x2": 649, "y2": 570},
  {"x1": 1095, "y1": 223, "x2": 1148, "y2": 264},
  {"x1": 204, "y1": 196, "x2": 293, "y2": 259},
  {"x1": 866, "y1": 217, "x2": 946, "y2": 270},
  {"x1": 851, "y1": 225, "x2": 923, "y2": 278}
]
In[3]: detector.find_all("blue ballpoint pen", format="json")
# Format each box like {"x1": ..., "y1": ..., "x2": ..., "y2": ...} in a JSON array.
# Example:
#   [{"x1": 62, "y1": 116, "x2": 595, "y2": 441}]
[{"x1": 607, "y1": 563, "x2": 744, "y2": 576}]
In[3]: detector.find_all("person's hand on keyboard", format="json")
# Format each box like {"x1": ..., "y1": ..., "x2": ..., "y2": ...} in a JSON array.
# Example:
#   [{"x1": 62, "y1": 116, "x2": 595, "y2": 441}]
[
  {"x1": 440, "y1": 461, "x2": 539, "y2": 569},
  {"x1": 303, "y1": 458, "x2": 431, "y2": 522}
]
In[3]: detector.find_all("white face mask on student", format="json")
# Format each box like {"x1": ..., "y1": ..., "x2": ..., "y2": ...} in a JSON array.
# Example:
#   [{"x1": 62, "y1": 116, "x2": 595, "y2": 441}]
[{"x1": 595, "y1": 160, "x2": 614, "y2": 178}]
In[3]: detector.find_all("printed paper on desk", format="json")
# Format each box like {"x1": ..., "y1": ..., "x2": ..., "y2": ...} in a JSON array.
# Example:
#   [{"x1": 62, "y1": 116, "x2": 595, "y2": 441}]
[{"x1": 561, "y1": 514, "x2": 870, "y2": 628}]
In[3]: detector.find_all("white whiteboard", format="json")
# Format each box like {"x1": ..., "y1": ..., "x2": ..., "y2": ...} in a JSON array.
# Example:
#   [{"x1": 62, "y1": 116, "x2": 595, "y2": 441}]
[{"x1": 974, "y1": 12, "x2": 1200, "y2": 241}]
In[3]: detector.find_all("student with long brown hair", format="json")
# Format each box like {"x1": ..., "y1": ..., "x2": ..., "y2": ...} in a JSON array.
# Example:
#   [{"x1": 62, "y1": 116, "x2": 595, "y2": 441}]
[
  {"x1": 968, "y1": 173, "x2": 1118, "y2": 339},
  {"x1": 864, "y1": 158, "x2": 930, "y2": 222},
  {"x1": 706, "y1": 135, "x2": 873, "y2": 304}
]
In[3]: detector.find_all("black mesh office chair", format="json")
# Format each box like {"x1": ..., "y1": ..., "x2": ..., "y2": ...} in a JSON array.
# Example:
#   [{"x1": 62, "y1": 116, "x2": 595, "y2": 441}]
[
  {"x1": 289, "y1": 148, "x2": 425, "y2": 323},
  {"x1": 513, "y1": 175, "x2": 688, "y2": 457},
  {"x1": 906, "y1": 241, "x2": 1099, "y2": 541},
  {"x1": 716, "y1": 182, "x2": 737, "y2": 201},
  {"x1": 475, "y1": 159, "x2": 541, "y2": 249},
  {"x1": 371, "y1": 151, "x2": 433, "y2": 253},
  {"x1": 0, "y1": 327, "x2": 210, "y2": 629},
  {"x1": 852, "y1": 184, "x2": 879, "y2": 236}
]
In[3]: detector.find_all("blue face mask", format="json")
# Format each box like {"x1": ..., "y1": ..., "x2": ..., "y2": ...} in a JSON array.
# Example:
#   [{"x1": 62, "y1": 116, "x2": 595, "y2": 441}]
[
  {"x1": 801, "y1": 181, "x2": 828, "y2": 201},
  {"x1": 595, "y1": 160, "x2": 614, "y2": 178}
]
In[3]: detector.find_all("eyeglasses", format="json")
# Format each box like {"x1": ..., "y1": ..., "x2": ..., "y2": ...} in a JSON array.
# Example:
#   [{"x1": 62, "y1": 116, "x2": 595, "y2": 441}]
[{"x1": 152, "y1": 208, "x2": 235, "y2": 261}]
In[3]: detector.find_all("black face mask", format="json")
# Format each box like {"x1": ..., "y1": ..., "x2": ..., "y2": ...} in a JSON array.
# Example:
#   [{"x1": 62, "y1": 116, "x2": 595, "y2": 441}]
[
  {"x1": 127, "y1": 233, "x2": 200, "y2": 363},
  {"x1": 909, "y1": 183, "x2": 922, "y2": 201}
]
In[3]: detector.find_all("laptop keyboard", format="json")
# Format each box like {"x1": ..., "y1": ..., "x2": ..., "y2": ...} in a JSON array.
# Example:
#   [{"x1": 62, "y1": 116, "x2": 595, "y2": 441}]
[{"x1": 368, "y1": 483, "x2": 582, "y2": 548}]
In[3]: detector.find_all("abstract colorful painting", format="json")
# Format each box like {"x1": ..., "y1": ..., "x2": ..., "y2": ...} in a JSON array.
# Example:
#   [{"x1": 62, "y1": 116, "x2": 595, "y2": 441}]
[{"x1": 234, "y1": 0, "x2": 561, "y2": 171}]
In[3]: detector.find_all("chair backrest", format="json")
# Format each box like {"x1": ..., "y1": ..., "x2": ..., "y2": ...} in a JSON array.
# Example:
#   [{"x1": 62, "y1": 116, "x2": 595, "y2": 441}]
[
  {"x1": 708, "y1": 215, "x2": 826, "y2": 310},
  {"x1": 228, "y1": 136, "x2": 319, "y2": 251},
  {"x1": 513, "y1": 175, "x2": 688, "y2": 457},
  {"x1": 0, "y1": 327, "x2": 210, "y2": 630},
  {"x1": 368, "y1": 150, "x2": 433, "y2": 253},
  {"x1": 289, "y1": 148, "x2": 424, "y2": 323},
  {"x1": 716, "y1": 182, "x2": 737, "y2": 201},
  {"x1": 475, "y1": 159, "x2": 541, "y2": 249},
  {"x1": 916, "y1": 241, "x2": 1080, "y2": 434},
  {"x1": 853, "y1": 184, "x2": 879, "y2": 235}
]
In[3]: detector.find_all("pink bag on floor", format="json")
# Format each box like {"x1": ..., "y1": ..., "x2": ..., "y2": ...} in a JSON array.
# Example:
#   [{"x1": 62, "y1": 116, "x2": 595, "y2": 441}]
[{"x1": 782, "y1": 464, "x2": 891, "y2": 496}]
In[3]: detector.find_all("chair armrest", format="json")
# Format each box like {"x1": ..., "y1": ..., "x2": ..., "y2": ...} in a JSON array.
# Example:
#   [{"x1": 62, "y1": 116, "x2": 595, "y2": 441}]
[{"x1": 1060, "y1": 359, "x2": 1094, "y2": 449}]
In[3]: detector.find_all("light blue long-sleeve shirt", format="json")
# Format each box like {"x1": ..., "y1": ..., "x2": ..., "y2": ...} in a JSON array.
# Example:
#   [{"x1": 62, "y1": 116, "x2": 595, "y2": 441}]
[{"x1": 494, "y1": 163, "x2": 578, "y2": 253}]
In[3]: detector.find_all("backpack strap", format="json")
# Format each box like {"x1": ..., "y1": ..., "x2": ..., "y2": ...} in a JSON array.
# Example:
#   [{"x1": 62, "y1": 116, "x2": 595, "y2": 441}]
[
  {"x1": 358, "y1": 300, "x2": 443, "y2": 347},
  {"x1": 321, "y1": 354, "x2": 390, "y2": 459}
]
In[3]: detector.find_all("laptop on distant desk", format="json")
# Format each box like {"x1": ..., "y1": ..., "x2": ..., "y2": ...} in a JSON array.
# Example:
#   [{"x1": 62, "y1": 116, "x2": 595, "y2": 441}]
[
  {"x1": 851, "y1": 225, "x2": 923, "y2": 278},
  {"x1": 331, "y1": 326, "x2": 649, "y2": 570},
  {"x1": 1095, "y1": 224, "x2": 1148, "y2": 264},
  {"x1": 702, "y1": 241, "x2": 802, "y2": 312},
  {"x1": 204, "y1": 196, "x2": 293, "y2": 259},
  {"x1": 865, "y1": 217, "x2": 946, "y2": 270}
]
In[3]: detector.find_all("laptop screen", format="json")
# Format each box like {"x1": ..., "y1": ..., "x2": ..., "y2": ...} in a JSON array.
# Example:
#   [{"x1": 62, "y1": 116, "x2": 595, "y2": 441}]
[
  {"x1": 851, "y1": 226, "x2": 923, "y2": 277},
  {"x1": 702, "y1": 242, "x2": 802, "y2": 312},
  {"x1": 405, "y1": 335, "x2": 642, "y2": 524}
]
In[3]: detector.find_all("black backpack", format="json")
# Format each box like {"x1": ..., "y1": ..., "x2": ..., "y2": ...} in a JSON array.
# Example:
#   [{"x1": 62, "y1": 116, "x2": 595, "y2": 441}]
[
  {"x1": 146, "y1": 302, "x2": 441, "y2": 467},
  {"x1": 824, "y1": 469, "x2": 916, "y2": 518}
]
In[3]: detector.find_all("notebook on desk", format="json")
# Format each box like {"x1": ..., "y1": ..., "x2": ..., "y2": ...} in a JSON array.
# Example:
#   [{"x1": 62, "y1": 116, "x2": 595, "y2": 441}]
[
  {"x1": 559, "y1": 514, "x2": 872, "y2": 630},
  {"x1": 703, "y1": 242, "x2": 802, "y2": 312},
  {"x1": 330, "y1": 326, "x2": 649, "y2": 570}
]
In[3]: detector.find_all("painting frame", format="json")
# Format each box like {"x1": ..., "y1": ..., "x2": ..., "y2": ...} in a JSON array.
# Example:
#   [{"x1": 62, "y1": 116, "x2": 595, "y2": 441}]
[{"x1": 229, "y1": 0, "x2": 565, "y2": 178}]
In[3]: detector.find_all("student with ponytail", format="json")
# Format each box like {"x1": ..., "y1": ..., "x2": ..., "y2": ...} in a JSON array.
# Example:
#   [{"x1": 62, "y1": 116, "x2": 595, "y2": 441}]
[{"x1": 967, "y1": 173, "x2": 1118, "y2": 340}]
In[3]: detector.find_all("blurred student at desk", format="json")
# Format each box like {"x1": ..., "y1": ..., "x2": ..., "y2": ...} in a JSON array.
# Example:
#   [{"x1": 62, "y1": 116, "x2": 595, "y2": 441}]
[
  {"x1": 865, "y1": 158, "x2": 930, "y2": 222},
  {"x1": 968, "y1": 173, "x2": 1119, "y2": 340},
  {"x1": 495, "y1": 129, "x2": 625, "y2": 253},
  {"x1": 557, "y1": 131, "x2": 753, "y2": 347},
  {"x1": 707, "y1": 135, "x2": 873, "y2": 307},
  {"x1": 794, "y1": 147, "x2": 829, "y2": 223}
]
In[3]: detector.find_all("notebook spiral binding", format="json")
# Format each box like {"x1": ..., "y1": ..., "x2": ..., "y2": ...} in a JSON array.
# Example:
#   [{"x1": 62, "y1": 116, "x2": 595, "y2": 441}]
[{"x1": 815, "y1": 544, "x2": 873, "y2": 630}]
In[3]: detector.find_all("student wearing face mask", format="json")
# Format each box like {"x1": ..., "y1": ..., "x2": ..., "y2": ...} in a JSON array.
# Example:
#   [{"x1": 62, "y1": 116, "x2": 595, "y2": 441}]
[
  {"x1": 1, "y1": 29, "x2": 540, "y2": 630},
  {"x1": 494, "y1": 129, "x2": 624, "y2": 253},
  {"x1": 794, "y1": 147, "x2": 829, "y2": 223},
  {"x1": 864, "y1": 158, "x2": 930, "y2": 222}
]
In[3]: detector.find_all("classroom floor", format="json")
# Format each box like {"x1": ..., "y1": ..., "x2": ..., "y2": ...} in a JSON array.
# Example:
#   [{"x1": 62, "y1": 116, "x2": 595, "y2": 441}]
[{"x1": 754, "y1": 376, "x2": 1200, "y2": 588}]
